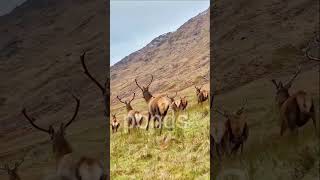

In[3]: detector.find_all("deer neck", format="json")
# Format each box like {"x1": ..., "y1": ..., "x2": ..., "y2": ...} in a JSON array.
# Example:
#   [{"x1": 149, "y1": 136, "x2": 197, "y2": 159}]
[
  {"x1": 144, "y1": 92, "x2": 153, "y2": 103},
  {"x1": 9, "y1": 174, "x2": 20, "y2": 180},
  {"x1": 126, "y1": 105, "x2": 133, "y2": 112},
  {"x1": 53, "y1": 136, "x2": 73, "y2": 162}
]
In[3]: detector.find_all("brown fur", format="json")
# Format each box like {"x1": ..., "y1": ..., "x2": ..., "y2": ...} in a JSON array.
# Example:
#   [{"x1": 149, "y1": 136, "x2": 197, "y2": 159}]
[
  {"x1": 271, "y1": 67, "x2": 316, "y2": 136},
  {"x1": 166, "y1": 92, "x2": 180, "y2": 113},
  {"x1": 195, "y1": 86, "x2": 209, "y2": 104},
  {"x1": 111, "y1": 114, "x2": 120, "y2": 133},
  {"x1": 178, "y1": 96, "x2": 188, "y2": 110},
  {"x1": 214, "y1": 102, "x2": 249, "y2": 155},
  {"x1": 135, "y1": 75, "x2": 171, "y2": 135},
  {"x1": 116, "y1": 93, "x2": 144, "y2": 133}
]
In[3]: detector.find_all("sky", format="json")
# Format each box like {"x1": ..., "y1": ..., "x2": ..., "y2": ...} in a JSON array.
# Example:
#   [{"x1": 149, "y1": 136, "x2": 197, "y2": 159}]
[
  {"x1": 111, "y1": 0, "x2": 210, "y2": 66},
  {"x1": 0, "y1": 0, "x2": 26, "y2": 16}
]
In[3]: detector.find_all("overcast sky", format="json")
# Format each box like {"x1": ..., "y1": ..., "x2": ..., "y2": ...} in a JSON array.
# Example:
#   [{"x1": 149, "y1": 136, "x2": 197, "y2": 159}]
[
  {"x1": 111, "y1": 0, "x2": 210, "y2": 66},
  {"x1": 0, "y1": 0, "x2": 26, "y2": 16}
]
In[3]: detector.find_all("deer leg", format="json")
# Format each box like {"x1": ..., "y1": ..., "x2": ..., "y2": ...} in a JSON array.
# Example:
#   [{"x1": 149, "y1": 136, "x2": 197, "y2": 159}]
[
  {"x1": 159, "y1": 116, "x2": 165, "y2": 135},
  {"x1": 128, "y1": 118, "x2": 132, "y2": 133},
  {"x1": 146, "y1": 113, "x2": 151, "y2": 131}
]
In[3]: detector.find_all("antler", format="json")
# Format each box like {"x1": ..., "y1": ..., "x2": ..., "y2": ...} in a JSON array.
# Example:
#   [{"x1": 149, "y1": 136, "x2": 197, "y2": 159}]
[
  {"x1": 237, "y1": 98, "x2": 247, "y2": 114},
  {"x1": 135, "y1": 79, "x2": 143, "y2": 90},
  {"x1": 305, "y1": 36, "x2": 320, "y2": 62},
  {"x1": 64, "y1": 94, "x2": 80, "y2": 128},
  {"x1": 80, "y1": 51, "x2": 107, "y2": 94},
  {"x1": 116, "y1": 95, "x2": 126, "y2": 104},
  {"x1": 146, "y1": 74, "x2": 154, "y2": 88},
  {"x1": 129, "y1": 93, "x2": 135, "y2": 103},
  {"x1": 22, "y1": 109, "x2": 51, "y2": 134},
  {"x1": 271, "y1": 79, "x2": 279, "y2": 88},
  {"x1": 285, "y1": 66, "x2": 301, "y2": 88}
]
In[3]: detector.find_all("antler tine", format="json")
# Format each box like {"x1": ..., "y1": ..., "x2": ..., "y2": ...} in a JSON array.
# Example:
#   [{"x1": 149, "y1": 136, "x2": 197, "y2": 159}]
[
  {"x1": 116, "y1": 95, "x2": 126, "y2": 104},
  {"x1": 305, "y1": 47, "x2": 320, "y2": 62},
  {"x1": 64, "y1": 94, "x2": 80, "y2": 128},
  {"x1": 146, "y1": 74, "x2": 154, "y2": 88},
  {"x1": 285, "y1": 66, "x2": 302, "y2": 88},
  {"x1": 80, "y1": 51, "x2": 106, "y2": 94},
  {"x1": 134, "y1": 79, "x2": 143, "y2": 90},
  {"x1": 129, "y1": 93, "x2": 135, "y2": 103},
  {"x1": 22, "y1": 108, "x2": 51, "y2": 134},
  {"x1": 271, "y1": 79, "x2": 279, "y2": 88}
]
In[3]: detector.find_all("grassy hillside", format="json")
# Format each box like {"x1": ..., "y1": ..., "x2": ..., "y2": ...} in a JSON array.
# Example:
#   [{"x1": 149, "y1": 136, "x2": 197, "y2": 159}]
[{"x1": 111, "y1": 85, "x2": 210, "y2": 179}]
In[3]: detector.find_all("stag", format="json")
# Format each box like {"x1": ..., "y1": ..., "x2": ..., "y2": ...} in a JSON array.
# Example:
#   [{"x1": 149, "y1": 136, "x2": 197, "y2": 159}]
[
  {"x1": 111, "y1": 114, "x2": 120, "y2": 133},
  {"x1": 178, "y1": 96, "x2": 188, "y2": 111},
  {"x1": 195, "y1": 86, "x2": 209, "y2": 104},
  {"x1": 135, "y1": 75, "x2": 171, "y2": 135},
  {"x1": 271, "y1": 67, "x2": 316, "y2": 136},
  {"x1": 213, "y1": 100, "x2": 249, "y2": 155},
  {"x1": 22, "y1": 95, "x2": 104, "y2": 180},
  {"x1": 116, "y1": 93, "x2": 143, "y2": 133},
  {"x1": 0, "y1": 155, "x2": 25, "y2": 180}
]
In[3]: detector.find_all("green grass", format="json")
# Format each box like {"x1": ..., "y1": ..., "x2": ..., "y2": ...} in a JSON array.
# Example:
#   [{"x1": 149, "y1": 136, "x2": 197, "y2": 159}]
[{"x1": 110, "y1": 95, "x2": 210, "y2": 179}]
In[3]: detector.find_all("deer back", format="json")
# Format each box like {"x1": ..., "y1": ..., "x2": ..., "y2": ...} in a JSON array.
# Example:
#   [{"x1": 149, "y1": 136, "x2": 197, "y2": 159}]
[{"x1": 148, "y1": 95, "x2": 171, "y2": 116}]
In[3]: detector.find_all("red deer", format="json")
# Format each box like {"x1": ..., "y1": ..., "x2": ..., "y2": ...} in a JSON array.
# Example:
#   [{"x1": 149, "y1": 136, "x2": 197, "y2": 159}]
[
  {"x1": 0, "y1": 155, "x2": 25, "y2": 180},
  {"x1": 213, "y1": 100, "x2": 249, "y2": 155},
  {"x1": 116, "y1": 93, "x2": 143, "y2": 133},
  {"x1": 271, "y1": 67, "x2": 316, "y2": 136},
  {"x1": 135, "y1": 75, "x2": 171, "y2": 135},
  {"x1": 195, "y1": 86, "x2": 209, "y2": 104},
  {"x1": 166, "y1": 92, "x2": 180, "y2": 113},
  {"x1": 22, "y1": 95, "x2": 104, "y2": 180},
  {"x1": 111, "y1": 114, "x2": 120, "y2": 133},
  {"x1": 178, "y1": 96, "x2": 188, "y2": 111}
]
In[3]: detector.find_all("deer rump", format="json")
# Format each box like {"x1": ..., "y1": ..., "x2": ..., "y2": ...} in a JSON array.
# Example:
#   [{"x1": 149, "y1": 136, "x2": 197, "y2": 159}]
[
  {"x1": 149, "y1": 96, "x2": 170, "y2": 119},
  {"x1": 281, "y1": 91, "x2": 314, "y2": 129},
  {"x1": 56, "y1": 154, "x2": 104, "y2": 180},
  {"x1": 127, "y1": 110, "x2": 143, "y2": 127}
]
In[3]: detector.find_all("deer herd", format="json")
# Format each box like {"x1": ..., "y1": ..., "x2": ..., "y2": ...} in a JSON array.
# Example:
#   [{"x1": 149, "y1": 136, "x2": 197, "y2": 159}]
[
  {"x1": 0, "y1": 41, "x2": 318, "y2": 179},
  {"x1": 112, "y1": 74, "x2": 209, "y2": 135}
]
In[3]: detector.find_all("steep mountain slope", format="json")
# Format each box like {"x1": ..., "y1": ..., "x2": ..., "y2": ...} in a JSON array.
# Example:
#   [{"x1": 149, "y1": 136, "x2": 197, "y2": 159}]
[
  {"x1": 110, "y1": 9, "x2": 210, "y2": 105},
  {"x1": 0, "y1": 0, "x2": 107, "y2": 179}
]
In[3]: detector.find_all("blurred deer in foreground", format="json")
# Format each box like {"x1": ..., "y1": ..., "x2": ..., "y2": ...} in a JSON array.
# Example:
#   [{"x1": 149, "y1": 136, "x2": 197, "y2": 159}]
[
  {"x1": 271, "y1": 67, "x2": 316, "y2": 136},
  {"x1": 111, "y1": 114, "x2": 120, "y2": 133},
  {"x1": 135, "y1": 75, "x2": 171, "y2": 135},
  {"x1": 22, "y1": 95, "x2": 104, "y2": 180},
  {"x1": 0, "y1": 154, "x2": 25, "y2": 180},
  {"x1": 117, "y1": 93, "x2": 143, "y2": 133},
  {"x1": 213, "y1": 99, "x2": 249, "y2": 155}
]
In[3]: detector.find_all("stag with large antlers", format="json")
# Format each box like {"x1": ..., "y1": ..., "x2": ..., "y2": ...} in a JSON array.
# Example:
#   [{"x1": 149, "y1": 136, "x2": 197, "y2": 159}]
[
  {"x1": 111, "y1": 114, "x2": 120, "y2": 133},
  {"x1": 271, "y1": 67, "x2": 316, "y2": 136},
  {"x1": 195, "y1": 86, "x2": 209, "y2": 104},
  {"x1": 135, "y1": 75, "x2": 171, "y2": 135},
  {"x1": 213, "y1": 100, "x2": 249, "y2": 155},
  {"x1": 0, "y1": 154, "x2": 26, "y2": 180},
  {"x1": 22, "y1": 95, "x2": 104, "y2": 180},
  {"x1": 116, "y1": 93, "x2": 143, "y2": 133}
]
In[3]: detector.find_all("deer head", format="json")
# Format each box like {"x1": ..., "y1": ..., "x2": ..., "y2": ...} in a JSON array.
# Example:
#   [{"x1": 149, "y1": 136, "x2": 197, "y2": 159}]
[
  {"x1": 305, "y1": 36, "x2": 320, "y2": 62},
  {"x1": 0, "y1": 155, "x2": 25, "y2": 180},
  {"x1": 271, "y1": 66, "x2": 301, "y2": 106},
  {"x1": 135, "y1": 75, "x2": 154, "y2": 102},
  {"x1": 111, "y1": 113, "x2": 117, "y2": 122},
  {"x1": 22, "y1": 95, "x2": 80, "y2": 160},
  {"x1": 116, "y1": 93, "x2": 135, "y2": 111},
  {"x1": 195, "y1": 86, "x2": 202, "y2": 95}
]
